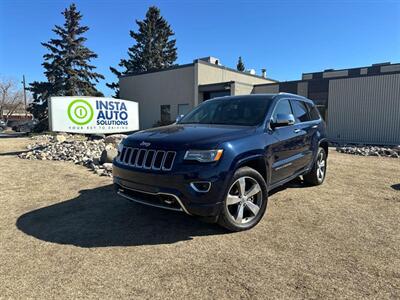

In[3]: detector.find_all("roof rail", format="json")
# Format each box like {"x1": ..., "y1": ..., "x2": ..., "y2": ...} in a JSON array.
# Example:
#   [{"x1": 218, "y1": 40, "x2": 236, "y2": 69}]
[{"x1": 277, "y1": 92, "x2": 307, "y2": 99}]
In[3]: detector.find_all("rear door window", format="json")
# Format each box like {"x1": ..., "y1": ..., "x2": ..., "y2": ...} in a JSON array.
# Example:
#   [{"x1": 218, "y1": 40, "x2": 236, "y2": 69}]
[
  {"x1": 305, "y1": 103, "x2": 321, "y2": 120},
  {"x1": 291, "y1": 100, "x2": 311, "y2": 123}
]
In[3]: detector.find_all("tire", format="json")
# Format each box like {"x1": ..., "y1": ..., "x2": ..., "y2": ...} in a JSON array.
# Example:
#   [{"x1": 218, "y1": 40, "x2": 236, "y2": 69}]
[
  {"x1": 218, "y1": 167, "x2": 268, "y2": 232},
  {"x1": 303, "y1": 147, "x2": 327, "y2": 186}
]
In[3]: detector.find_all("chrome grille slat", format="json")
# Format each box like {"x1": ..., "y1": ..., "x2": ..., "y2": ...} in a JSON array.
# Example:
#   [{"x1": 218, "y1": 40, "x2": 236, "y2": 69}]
[
  {"x1": 143, "y1": 150, "x2": 155, "y2": 169},
  {"x1": 153, "y1": 150, "x2": 165, "y2": 170},
  {"x1": 130, "y1": 148, "x2": 138, "y2": 166},
  {"x1": 118, "y1": 147, "x2": 176, "y2": 171},
  {"x1": 162, "y1": 151, "x2": 176, "y2": 171},
  {"x1": 124, "y1": 148, "x2": 132, "y2": 164},
  {"x1": 136, "y1": 149, "x2": 146, "y2": 167}
]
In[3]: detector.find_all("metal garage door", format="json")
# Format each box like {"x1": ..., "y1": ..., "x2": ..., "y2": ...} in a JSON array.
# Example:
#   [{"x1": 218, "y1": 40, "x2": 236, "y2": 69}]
[{"x1": 328, "y1": 74, "x2": 400, "y2": 145}]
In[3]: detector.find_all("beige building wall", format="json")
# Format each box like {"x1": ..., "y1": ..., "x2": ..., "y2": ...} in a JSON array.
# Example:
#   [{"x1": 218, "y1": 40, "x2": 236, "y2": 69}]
[
  {"x1": 197, "y1": 61, "x2": 273, "y2": 85},
  {"x1": 252, "y1": 84, "x2": 279, "y2": 94},
  {"x1": 119, "y1": 65, "x2": 195, "y2": 129},
  {"x1": 119, "y1": 60, "x2": 277, "y2": 129},
  {"x1": 232, "y1": 82, "x2": 255, "y2": 95},
  {"x1": 196, "y1": 61, "x2": 275, "y2": 105}
]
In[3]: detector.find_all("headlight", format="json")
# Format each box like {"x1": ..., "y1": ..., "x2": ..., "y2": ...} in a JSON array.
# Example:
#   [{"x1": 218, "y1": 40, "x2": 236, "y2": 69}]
[{"x1": 184, "y1": 149, "x2": 223, "y2": 162}]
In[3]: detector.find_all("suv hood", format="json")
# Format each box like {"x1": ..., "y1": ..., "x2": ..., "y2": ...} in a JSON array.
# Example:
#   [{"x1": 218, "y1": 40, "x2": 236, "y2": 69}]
[{"x1": 124, "y1": 124, "x2": 257, "y2": 149}]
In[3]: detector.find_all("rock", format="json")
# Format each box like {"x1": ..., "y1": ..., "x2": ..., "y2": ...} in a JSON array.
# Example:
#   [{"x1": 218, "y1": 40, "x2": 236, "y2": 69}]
[
  {"x1": 93, "y1": 157, "x2": 100, "y2": 165},
  {"x1": 89, "y1": 134, "x2": 105, "y2": 141},
  {"x1": 95, "y1": 169, "x2": 105, "y2": 176},
  {"x1": 54, "y1": 134, "x2": 66, "y2": 143},
  {"x1": 103, "y1": 163, "x2": 113, "y2": 171},
  {"x1": 100, "y1": 147, "x2": 118, "y2": 164},
  {"x1": 335, "y1": 144, "x2": 399, "y2": 158},
  {"x1": 104, "y1": 134, "x2": 127, "y2": 147}
]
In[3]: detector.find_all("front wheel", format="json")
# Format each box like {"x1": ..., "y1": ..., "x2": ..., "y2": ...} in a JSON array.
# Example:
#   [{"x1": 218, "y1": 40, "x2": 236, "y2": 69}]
[
  {"x1": 218, "y1": 167, "x2": 268, "y2": 232},
  {"x1": 304, "y1": 147, "x2": 327, "y2": 186}
]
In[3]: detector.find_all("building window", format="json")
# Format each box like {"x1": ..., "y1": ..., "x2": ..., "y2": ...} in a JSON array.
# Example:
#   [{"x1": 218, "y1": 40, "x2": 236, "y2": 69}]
[
  {"x1": 160, "y1": 105, "x2": 171, "y2": 122},
  {"x1": 178, "y1": 104, "x2": 190, "y2": 116}
]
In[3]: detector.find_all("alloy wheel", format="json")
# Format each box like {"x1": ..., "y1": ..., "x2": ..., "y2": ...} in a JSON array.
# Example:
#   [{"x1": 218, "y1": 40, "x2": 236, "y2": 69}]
[
  {"x1": 317, "y1": 151, "x2": 326, "y2": 181},
  {"x1": 225, "y1": 176, "x2": 263, "y2": 225}
]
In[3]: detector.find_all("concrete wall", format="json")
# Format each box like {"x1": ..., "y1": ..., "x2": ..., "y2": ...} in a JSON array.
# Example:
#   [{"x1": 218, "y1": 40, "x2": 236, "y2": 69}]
[
  {"x1": 323, "y1": 70, "x2": 349, "y2": 78},
  {"x1": 197, "y1": 61, "x2": 273, "y2": 86},
  {"x1": 381, "y1": 64, "x2": 400, "y2": 73},
  {"x1": 328, "y1": 74, "x2": 400, "y2": 145},
  {"x1": 196, "y1": 61, "x2": 274, "y2": 105},
  {"x1": 252, "y1": 84, "x2": 279, "y2": 94},
  {"x1": 232, "y1": 82, "x2": 255, "y2": 96},
  {"x1": 297, "y1": 81, "x2": 308, "y2": 97},
  {"x1": 119, "y1": 65, "x2": 195, "y2": 129}
]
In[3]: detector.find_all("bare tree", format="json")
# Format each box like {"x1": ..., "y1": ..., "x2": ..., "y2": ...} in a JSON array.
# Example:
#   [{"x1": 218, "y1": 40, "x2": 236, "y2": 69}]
[{"x1": 0, "y1": 78, "x2": 25, "y2": 122}]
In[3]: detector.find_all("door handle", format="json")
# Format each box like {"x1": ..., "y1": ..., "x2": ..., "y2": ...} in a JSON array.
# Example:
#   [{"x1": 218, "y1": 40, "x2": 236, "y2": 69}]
[
  {"x1": 294, "y1": 129, "x2": 301, "y2": 133},
  {"x1": 312, "y1": 125, "x2": 318, "y2": 129}
]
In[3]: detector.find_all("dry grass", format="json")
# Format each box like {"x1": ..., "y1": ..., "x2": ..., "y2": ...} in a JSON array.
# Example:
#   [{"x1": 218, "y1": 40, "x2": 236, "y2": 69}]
[{"x1": 0, "y1": 137, "x2": 399, "y2": 299}]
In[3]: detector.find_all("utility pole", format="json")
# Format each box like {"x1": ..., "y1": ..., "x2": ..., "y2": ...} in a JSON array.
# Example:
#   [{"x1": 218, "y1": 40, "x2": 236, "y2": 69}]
[{"x1": 22, "y1": 75, "x2": 27, "y2": 117}]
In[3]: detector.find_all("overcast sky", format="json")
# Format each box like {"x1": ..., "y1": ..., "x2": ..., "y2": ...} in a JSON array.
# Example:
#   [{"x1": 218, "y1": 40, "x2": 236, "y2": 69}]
[{"x1": 1, "y1": 0, "x2": 399, "y2": 96}]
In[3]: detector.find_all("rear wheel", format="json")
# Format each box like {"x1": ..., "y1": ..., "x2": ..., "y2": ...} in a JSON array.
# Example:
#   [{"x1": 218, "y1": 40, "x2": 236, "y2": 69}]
[
  {"x1": 218, "y1": 167, "x2": 268, "y2": 232},
  {"x1": 304, "y1": 147, "x2": 327, "y2": 186}
]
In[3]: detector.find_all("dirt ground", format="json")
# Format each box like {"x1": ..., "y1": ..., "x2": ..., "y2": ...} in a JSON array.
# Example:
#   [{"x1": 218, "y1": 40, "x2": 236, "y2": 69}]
[{"x1": 0, "y1": 137, "x2": 399, "y2": 299}]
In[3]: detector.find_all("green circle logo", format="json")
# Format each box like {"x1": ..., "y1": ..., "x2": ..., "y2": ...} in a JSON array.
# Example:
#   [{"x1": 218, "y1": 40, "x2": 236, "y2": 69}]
[{"x1": 67, "y1": 99, "x2": 94, "y2": 125}]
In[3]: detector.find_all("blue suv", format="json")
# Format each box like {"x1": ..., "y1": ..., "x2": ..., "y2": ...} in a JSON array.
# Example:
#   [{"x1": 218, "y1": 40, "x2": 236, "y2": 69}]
[{"x1": 113, "y1": 93, "x2": 328, "y2": 231}]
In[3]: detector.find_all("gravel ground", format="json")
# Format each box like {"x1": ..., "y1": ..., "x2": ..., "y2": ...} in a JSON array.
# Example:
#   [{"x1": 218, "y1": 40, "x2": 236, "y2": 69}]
[{"x1": 0, "y1": 137, "x2": 399, "y2": 299}]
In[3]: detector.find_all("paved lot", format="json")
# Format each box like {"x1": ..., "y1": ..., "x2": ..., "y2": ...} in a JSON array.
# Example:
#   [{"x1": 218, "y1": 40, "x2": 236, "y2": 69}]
[{"x1": 0, "y1": 138, "x2": 399, "y2": 299}]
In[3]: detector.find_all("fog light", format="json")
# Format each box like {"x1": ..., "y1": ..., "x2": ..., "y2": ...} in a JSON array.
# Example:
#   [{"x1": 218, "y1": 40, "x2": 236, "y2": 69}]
[{"x1": 190, "y1": 181, "x2": 211, "y2": 193}]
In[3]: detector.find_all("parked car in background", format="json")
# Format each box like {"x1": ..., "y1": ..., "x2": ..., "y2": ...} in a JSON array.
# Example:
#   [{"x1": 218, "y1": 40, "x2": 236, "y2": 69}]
[
  {"x1": 113, "y1": 93, "x2": 328, "y2": 231},
  {"x1": 11, "y1": 119, "x2": 38, "y2": 132}
]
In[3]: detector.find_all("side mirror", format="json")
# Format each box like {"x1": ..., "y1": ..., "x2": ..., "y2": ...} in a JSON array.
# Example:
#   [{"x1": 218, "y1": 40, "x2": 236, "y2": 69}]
[
  {"x1": 175, "y1": 114, "x2": 184, "y2": 123},
  {"x1": 271, "y1": 113, "x2": 295, "y2": 128}
]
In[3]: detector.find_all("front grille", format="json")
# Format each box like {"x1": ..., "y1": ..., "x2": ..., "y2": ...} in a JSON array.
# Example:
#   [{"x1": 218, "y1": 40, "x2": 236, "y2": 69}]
[{"x1": 118, "y1": 146, "x2": 176, "y2": 171}]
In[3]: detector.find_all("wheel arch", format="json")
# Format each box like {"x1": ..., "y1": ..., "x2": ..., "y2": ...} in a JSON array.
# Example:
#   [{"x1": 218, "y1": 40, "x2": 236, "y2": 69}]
[
  {"x1": 319, "y1": 139, "x2": 329, "y2": 158},
  {"x1": 234, "y1": 154, "x2": 268, "y2": 183}
]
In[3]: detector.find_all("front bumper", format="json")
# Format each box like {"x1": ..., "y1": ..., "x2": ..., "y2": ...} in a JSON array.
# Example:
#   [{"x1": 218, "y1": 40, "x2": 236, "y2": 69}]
[{"x1": 112, "y1": 162, "x2": 227, "y2": 217}]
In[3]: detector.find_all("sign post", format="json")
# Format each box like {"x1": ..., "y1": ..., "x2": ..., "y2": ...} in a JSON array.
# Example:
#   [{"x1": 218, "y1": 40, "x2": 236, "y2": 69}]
[{"x1": 49, "y1": 97, "x2": 139, "y2": 134}]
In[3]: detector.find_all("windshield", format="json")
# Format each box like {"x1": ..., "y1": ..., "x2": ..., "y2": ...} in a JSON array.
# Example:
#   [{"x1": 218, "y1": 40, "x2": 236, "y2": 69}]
[{"x1": 178, "y1": 97, "x2": 272, "y2": 126}]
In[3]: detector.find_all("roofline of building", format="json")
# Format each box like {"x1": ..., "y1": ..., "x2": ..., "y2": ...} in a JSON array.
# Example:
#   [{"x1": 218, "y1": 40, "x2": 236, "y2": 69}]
[
  {"x1": 195, "y1": 59, "x2": 278, "y2": 82},
  {"x1": 302, "y1": 62, "x2": 400, "y2": 76},
  {"x1": 254, "y1": 69, "x2": 400, "y2": 87},
  {"x1": 198, "y1": 81, "x2": 235, "y2": 88},
  {"x1": 198, "y1": 80, "x2": 256, "y2": 88},
  {"x1": 119, "y1": 59, "x2": 279, "y2": 82},
  {"x1": 119, "y1": 63, "x2": 195, "y2": 78}
]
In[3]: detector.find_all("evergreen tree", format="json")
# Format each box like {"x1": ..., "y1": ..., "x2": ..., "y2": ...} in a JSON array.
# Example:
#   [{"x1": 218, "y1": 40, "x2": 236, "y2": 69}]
[
  {"x1": 107, "y1": 6, "x2": 177, "y2": 97},
  {"x1": 236, "y1": 56, "x2": 245, "y2": 72},
  {"x1": 29, "y1": 3, "x2": 104, "y2": 128}
]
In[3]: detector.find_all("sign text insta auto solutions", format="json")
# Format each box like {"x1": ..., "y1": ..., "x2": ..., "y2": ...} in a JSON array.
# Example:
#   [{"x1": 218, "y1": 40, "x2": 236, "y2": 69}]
[{"x1": 49, "y1": 97, "x2": 139, "y2": 134}]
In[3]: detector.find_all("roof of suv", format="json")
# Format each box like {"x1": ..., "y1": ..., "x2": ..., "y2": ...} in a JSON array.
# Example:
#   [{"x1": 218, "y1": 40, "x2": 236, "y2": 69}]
[{"x1": 208, "y1": 93, "x2": 312, "y2": 104}]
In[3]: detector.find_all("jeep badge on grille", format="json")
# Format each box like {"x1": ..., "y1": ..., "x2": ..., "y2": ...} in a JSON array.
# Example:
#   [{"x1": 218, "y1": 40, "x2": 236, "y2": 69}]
[{"x1": 140, "y1": 141, "x2": 151, "y2": 147}]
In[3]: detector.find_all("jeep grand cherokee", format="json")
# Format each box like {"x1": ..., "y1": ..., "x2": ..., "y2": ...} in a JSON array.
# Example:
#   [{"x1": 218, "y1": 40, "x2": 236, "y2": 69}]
[{"x1": 113, "y1": 93, "x2": 328, "y2": 231}]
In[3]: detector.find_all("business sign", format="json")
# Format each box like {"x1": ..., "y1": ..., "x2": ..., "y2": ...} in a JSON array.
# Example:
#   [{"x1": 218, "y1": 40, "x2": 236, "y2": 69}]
[{"x1": 49, "y1": 97, "x2": 139, "y2": 134}]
